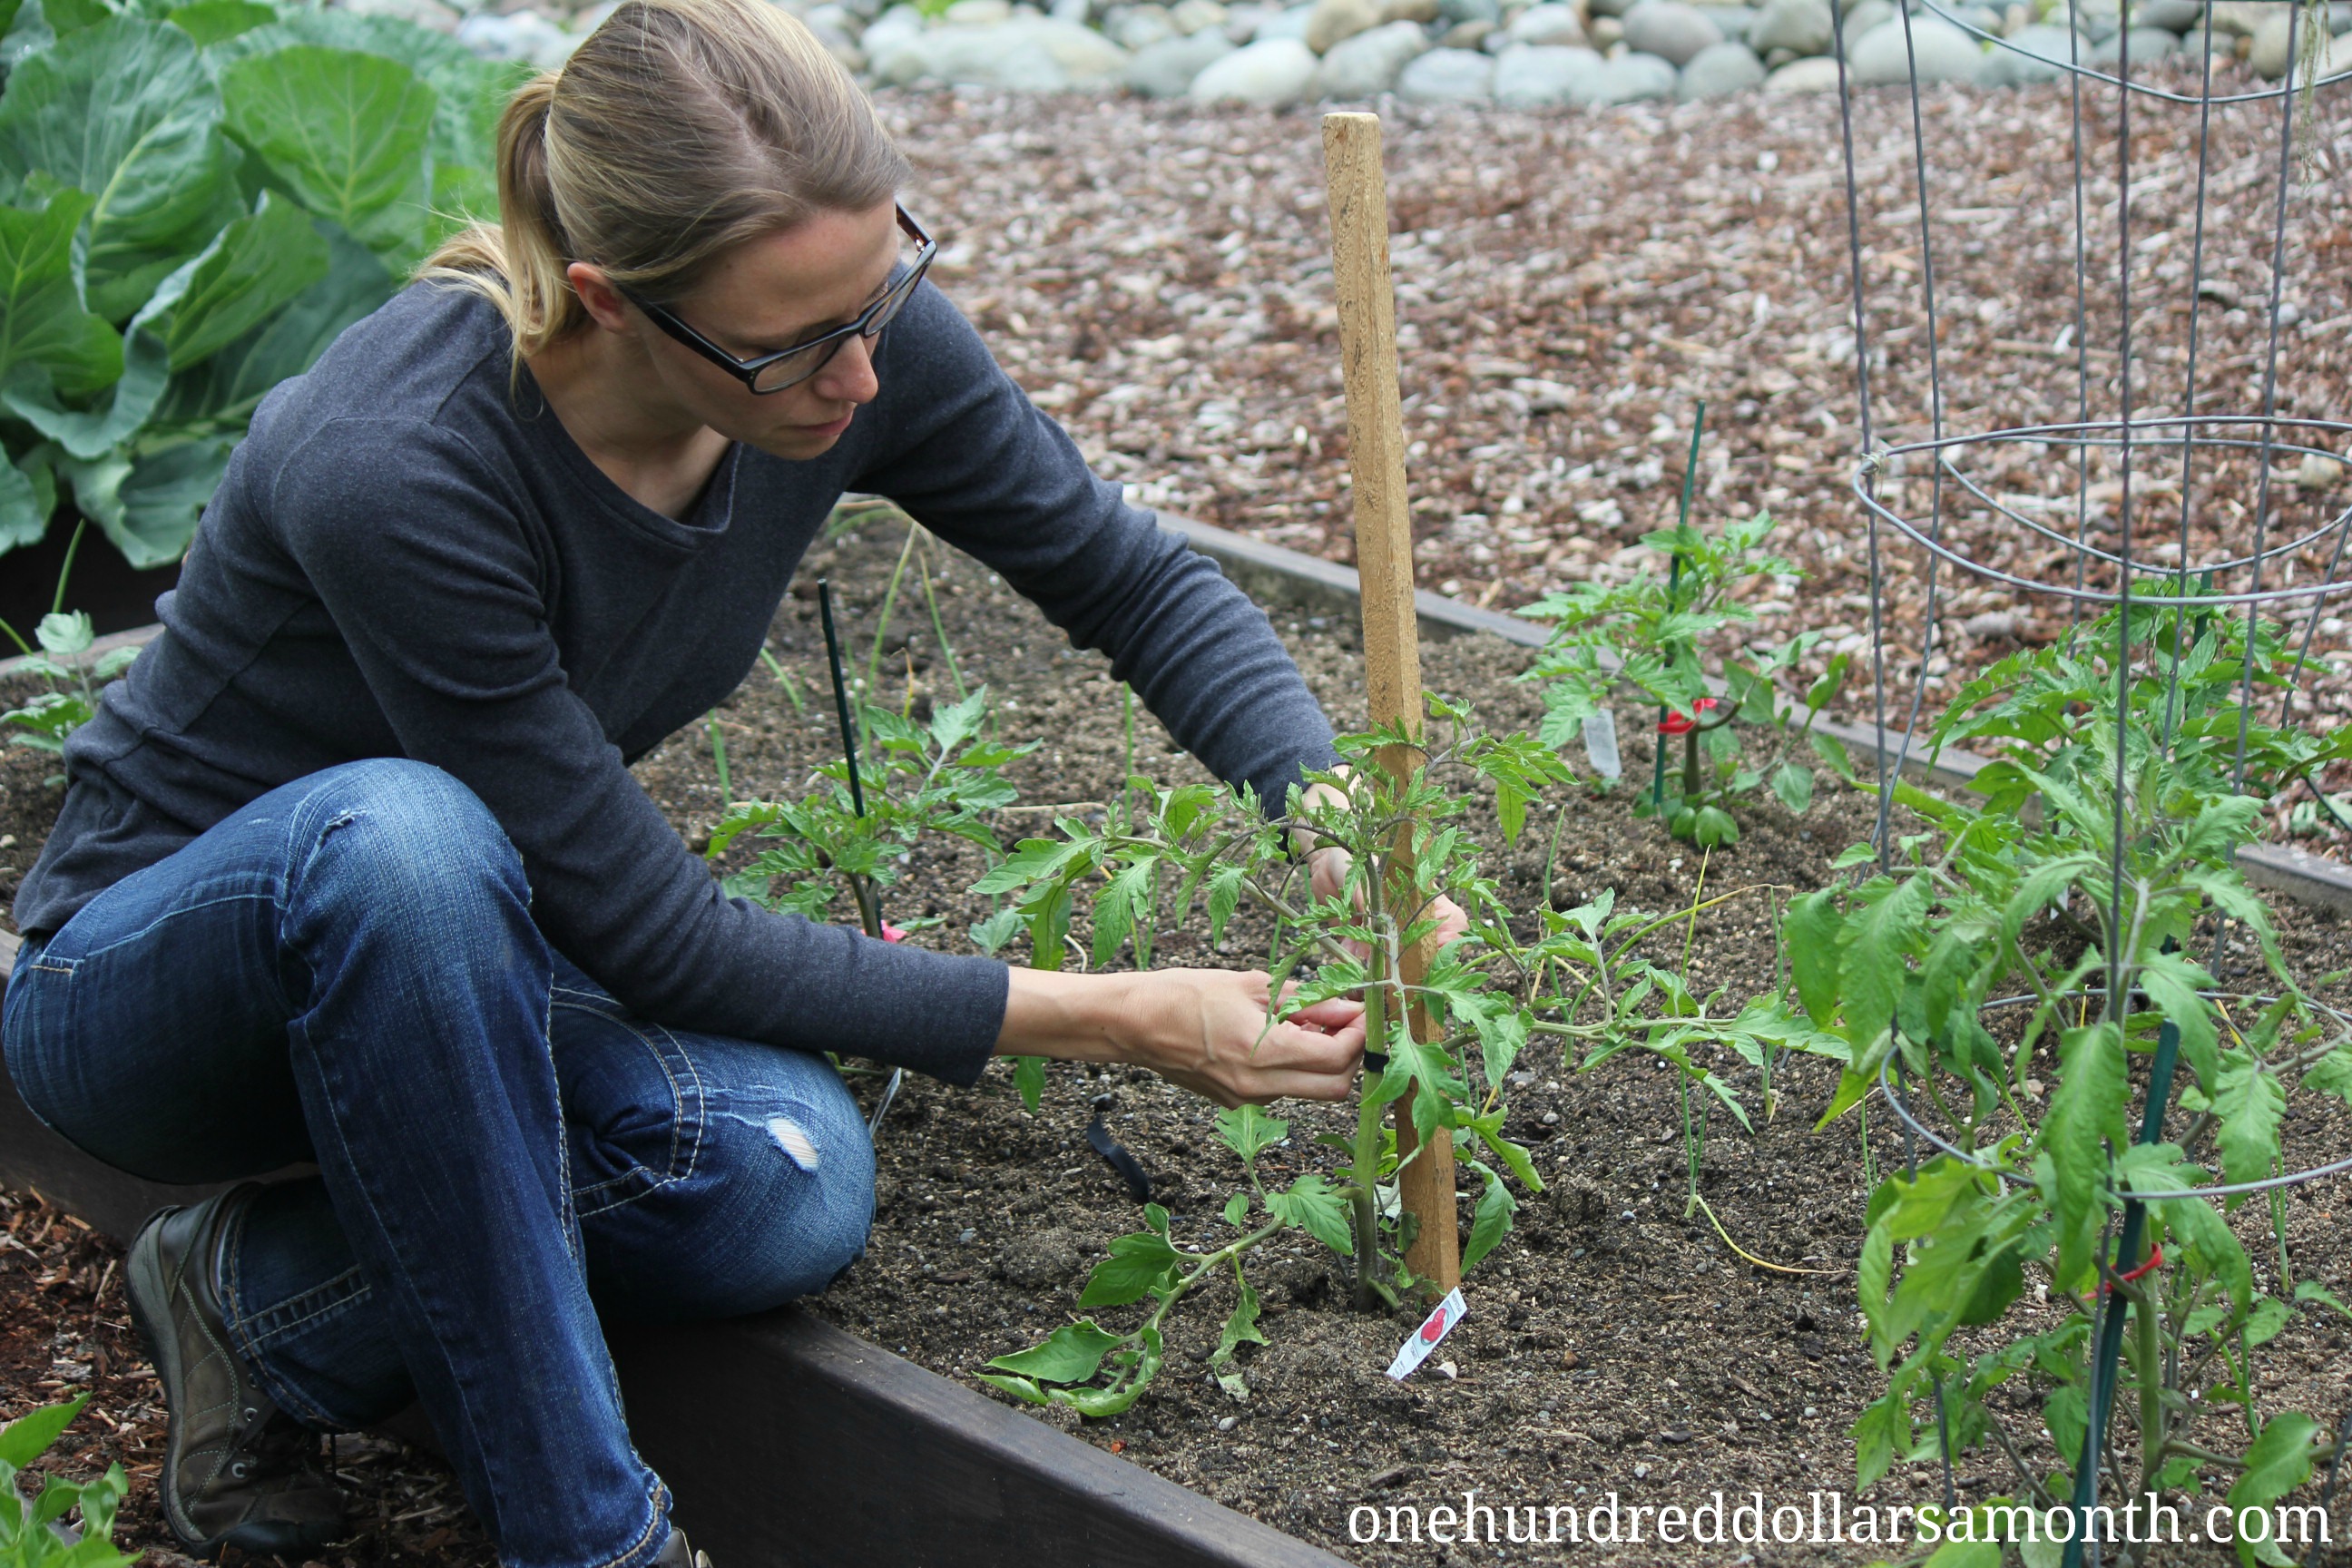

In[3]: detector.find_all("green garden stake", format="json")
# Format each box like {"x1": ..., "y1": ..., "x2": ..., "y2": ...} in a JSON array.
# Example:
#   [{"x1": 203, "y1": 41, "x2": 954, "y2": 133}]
[
  {"x1": 818, "y1": 579, "x2": 902, "y2": 1133},
  {"x1": 1652, "y1": 400, "x2": 1708, "y2": 812}
]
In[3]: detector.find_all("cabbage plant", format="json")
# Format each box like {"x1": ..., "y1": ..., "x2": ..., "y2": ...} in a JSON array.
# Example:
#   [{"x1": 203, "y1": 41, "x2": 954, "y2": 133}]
[{"x1": 0, "y1": 0, "x2": 526, "y2": 569}]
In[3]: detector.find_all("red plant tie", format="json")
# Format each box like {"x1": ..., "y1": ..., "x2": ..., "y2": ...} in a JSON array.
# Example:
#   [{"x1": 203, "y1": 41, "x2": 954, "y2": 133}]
[
  {"x1": 1658, "y1": 696, "x2": 1717, "y2": 736},
  {"x1": 2118, "y1": 1243, "x2": 2163, "y2": 1284}
]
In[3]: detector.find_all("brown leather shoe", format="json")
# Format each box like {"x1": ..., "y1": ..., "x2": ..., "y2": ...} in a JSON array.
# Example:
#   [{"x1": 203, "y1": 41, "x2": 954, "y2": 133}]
[
  {"x1": 125, "y1": 1184, "x2": 349, "y2": 1560},
  {"x1": 654, "y1": 1527, "x2": 712, "y2": 1567}
]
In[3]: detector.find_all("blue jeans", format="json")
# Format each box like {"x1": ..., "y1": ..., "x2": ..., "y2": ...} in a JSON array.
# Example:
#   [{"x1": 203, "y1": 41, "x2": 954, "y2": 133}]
[{"x1": 2, "y1": 760, "x2": 877, "y2": 1568}]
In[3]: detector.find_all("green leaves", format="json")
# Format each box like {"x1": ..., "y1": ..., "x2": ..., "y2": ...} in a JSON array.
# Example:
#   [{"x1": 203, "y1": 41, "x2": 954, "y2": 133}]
[
  {"x1": 0, "y1": 18, "x2": 230, "y2": 319},
  {"x1": 2042, "y1": 1022, "x2": 2125, "y2": 1291},
  {"x1": 221, "y1": 45, "x2": 436, "y2": 256},
  {"x1": 982, "y1": 1318, "x2": 1124, "y2": 1385},
  {"x1": 0, "y1": 187, "x2": 118, "y2": 394},
  {"x1": 1265, "y1": 1174, "x2": 1352, "y2": 1256},
  {"x1": 2213, "y1": 1051, "x2": 2286, "y2": 1198},
  {"x1": 0, "y1": 0, "x2": 512, "y2": 572},
  {"x1": 1215, "y1": 1103, "x2": 1285, "y2": 1164},
  {"x1": 148, "y1": 190, "x2": 328, "y2": 370},
  {"x1": 2224, "y1": 1414, "x2": 2320, "y2": 1568},
  {"x1": 0, "y1": 1393, "x2": 135, "y2": 1568},
  {"x1": 1077, "y1": 1227, "x2": 1181, "y2": 1308}
]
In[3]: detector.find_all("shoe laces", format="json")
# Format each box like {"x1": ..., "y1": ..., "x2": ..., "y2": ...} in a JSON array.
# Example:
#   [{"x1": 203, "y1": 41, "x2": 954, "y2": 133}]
[{"x1": 223, "y1": 1400, "x2": 335, "y2": 1491}]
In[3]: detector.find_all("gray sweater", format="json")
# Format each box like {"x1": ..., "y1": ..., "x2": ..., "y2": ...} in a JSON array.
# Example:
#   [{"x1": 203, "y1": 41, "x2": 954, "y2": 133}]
[{"x1": 14, "y1": 276, "x2": 1338, "y2": 1087}]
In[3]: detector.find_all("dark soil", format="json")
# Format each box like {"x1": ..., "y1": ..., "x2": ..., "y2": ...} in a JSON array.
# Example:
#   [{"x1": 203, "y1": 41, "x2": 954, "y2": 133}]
[{"x1": 9, "y1": 519, "x2": 2352, "y2": 1566}]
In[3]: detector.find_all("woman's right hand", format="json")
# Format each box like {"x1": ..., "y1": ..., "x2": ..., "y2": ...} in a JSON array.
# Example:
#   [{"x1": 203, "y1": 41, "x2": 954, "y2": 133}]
[{"x1": 995, "y1": 965, "x2": 1366, "y2": 1109}]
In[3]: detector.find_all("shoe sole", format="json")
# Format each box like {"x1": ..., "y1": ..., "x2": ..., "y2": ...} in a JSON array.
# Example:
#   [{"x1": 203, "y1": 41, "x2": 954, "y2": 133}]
[{"x1": 125, "y1": 1205, "x2": 222, "y2": 1562}]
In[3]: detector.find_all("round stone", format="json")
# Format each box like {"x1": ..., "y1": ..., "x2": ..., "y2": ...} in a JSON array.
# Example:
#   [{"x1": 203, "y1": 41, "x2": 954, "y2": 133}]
[
  {"x1": 1620, "y1": 0, "x2": 1723, "y2": 61},
  {"x1": 1503, "y1": 1, "x2": 1589, "y2": 44},
  {"x1": 1761, "y1": 51, "x2": 1843, "y2": 85},
  {"x1": 1979, "y1": 21, "x2": 2081, "y2": 81},
  {"x1": 2089, "y1": 22, "x2": 2178, "y2": 59},
  {"x1": 1108, "y1": 3, "x2": 1179, "y2": 46},
  {"x1": 1748, "y1": 0, "x2": 1832, "y2": 54},
  {"x1": 1188, "y1": 34, "x2": 1321, "y2": 98},
  {"x1": 1580, "y1": 45, "x2": 1679, "y2": 96},
  {"x1": 1847, "y1": 13, "x2": 1986, "y2": 83},
  {"x1": 1396, "y1": 43, "x2": 1498, "y2": 95},
  {"x1": 1125, "y1": 27, "x2": 1236, "y2": 92},
  {"x1": 1677, "y1": 35, "x2": 1765, "y2": 92},
  {"x1": 1313, "y1": 17, "x2": 1431, "y2": 91},
  {"x1": 2132, "y1": 0, "x2": 2201, "y2": 28},
  {"x1": 1493, "y1": 39, "x2": 1608, "y2": 101},
  {"x1": 1305, "y1": 0, "x2": 1385, "y2": 50}
]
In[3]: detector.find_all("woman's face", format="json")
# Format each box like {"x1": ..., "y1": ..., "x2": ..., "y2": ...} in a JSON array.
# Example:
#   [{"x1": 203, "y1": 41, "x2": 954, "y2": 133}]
[{"x1": 610, "y1": 198, "x2": 905, "y2": 462}]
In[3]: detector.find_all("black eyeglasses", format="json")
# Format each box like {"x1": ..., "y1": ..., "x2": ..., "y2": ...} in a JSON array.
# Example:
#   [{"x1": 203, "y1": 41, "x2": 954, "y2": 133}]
[{"x1": 612, "y1": 206, "x2": 935, "y2": 395}]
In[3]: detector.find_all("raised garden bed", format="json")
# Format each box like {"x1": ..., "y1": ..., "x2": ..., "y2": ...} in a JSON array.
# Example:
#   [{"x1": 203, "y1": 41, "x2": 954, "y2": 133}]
[{"x1": 11, "y1": 519, "x2": 2352, "y2": 1564}]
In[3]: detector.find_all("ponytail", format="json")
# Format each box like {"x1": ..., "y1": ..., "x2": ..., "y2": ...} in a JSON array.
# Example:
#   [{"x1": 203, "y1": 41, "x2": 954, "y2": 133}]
[{"x1": 417, "y1": 0, "x2": 910, "y2": 387}]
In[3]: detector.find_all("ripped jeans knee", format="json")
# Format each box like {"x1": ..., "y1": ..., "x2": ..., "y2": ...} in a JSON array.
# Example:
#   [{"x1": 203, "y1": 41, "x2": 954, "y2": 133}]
[{"x1": 548, "y1": 966, "x2": 877, "y2": 1321}]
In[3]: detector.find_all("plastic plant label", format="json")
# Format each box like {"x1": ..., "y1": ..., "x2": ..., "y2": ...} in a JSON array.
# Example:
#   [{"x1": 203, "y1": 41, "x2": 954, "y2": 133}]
[
  {"x1": 1385, "y1": 1288, "x2": 1467, "y2": 1380},
  {"x1": 1583, "y1": 710, "x2": 1622, "y2": 779}
]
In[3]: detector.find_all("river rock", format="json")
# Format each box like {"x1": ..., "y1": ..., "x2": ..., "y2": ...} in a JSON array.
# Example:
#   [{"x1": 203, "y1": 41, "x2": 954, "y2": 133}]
[
  {"x1": 1692, "y1": 4, "x2": 1755, "y2": 41},
  {"x1": 2132, "y1": 0, "x2": 2200, "y2": 27},
  {"x1": 2089, "y1": 23, "x2": 2177, "y2": 58},
  {"x1": 1841, "y1": 0, "x2": 1892, "y2": 37},
  {"x1": 1848, "y1": 13, "x2": 1984, "y2": 81},
  {"x1": 1493, "y1": 39, "x2": 1607, "y2": 98},
  {"x1": 1253, "y1": 2, "x2": 1320, "y2": 36},
  {"x1": 1396, "y1": 43, "x2": 1496, "y2": 93},
  {"x1": 1314, "y1": 17, "x2": 1431, "y2": 88},
  {"x1": 1620, "y1": 0, "x2": 1722, "y2": 59},
  {"x1": 1749, "y1": 0, "x2": 1831, "y2": 54},
  {"x1": 1442, "y1": 18, "x2": 1494, "y2": 43},
  {"x1": 1761, "y1": 51, "x2": 1842, "y2": 84},
  {"x1": 341, "y1": 0, "x2": 461, "y2": 33},
  {"x1": 1171, "y1": 0, "x2": 1228, "y2": 28},
  {"x1": 860, "y1": 4, "x2": 926, "y2": 55},
  {"x1": 1502, "y1": 2, "x2": 1589, "y2": 44},
  {"x1": 1306, "y1": 0, "x2": 1385, "y2": 49},
  {"x1": 1580, "y1": 45, "x2": 1678, "y2": 94},
  {"x1": 2253, "y1": 10, "x2": 2347, "y2": 75},
  {"x1": 1382, "y1": 0, "x2": 1440, "y2": 19},
  {"x1": 877, "y1": 15, "x2": 1131, "y2": 85},
  {"x1": 1108, "y1": 2, "x2": 1178, "y2": 45},
  {"x1": 1979, "y1": 21, "x2": 2078, "y2": 80},
  {"x1": 1586, "y1": 0, "x2": 1638, "y2": 16},
  {"x1": 1677, "y1": 34, "x2": 1763, "y2": 90},
  {"x1": 1188, "y1": 33, "x2": 1320, "y2": 96},
  {"x1": 939, "y1": 0, "x2": 1011, "y2": 21},
  {"x1": 456, "y1": 9, "x2": 575, "y2": 64},
  {"x1": 1125, "y1": 26, "x2": 1235, "y2": 91}
]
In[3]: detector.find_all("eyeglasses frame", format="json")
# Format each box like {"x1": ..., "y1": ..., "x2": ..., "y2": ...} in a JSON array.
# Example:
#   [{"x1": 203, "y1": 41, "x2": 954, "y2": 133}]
[{"x1": 608, "y1": 205, "x2": 935, "y2": 395}]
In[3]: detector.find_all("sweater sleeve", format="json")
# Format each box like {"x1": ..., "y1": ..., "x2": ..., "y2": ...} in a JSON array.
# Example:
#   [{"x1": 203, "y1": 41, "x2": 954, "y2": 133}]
[
  {"x1": 853, "y1": 284, "x2": 1341, "y2": 815},
  {"x1": 273, "y1": 416, "x2": 1009, "y2": 1086}
]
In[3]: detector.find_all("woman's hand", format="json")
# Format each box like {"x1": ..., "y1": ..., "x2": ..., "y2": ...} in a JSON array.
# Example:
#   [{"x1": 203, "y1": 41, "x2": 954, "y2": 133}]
[
  {"x1": 1292, "y1": 768, "x2": 1471, "y2": 964},
  {"x1": 996, "y1": 967, "x2": 1366, "y2": 1108}
]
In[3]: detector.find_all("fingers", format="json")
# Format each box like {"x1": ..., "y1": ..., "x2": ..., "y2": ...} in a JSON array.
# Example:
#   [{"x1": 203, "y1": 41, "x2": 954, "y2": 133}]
[{"x1": 1283, "y1": 995, "x2": 1367, "y2": 1032}]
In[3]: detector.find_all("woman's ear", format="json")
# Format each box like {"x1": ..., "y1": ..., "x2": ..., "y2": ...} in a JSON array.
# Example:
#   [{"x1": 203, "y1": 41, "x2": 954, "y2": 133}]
[{"x1": 566, "y1": 261, "x2": 632, "y2": 334}]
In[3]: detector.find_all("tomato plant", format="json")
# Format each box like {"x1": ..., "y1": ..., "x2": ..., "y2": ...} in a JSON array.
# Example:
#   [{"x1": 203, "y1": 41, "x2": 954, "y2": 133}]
[
  {"x1": 1520, "y1": 505, "x2": 1848, "y2": 849},
  {"x1": 1793, "y1": 598, "x2": 2352, "y2": 1553}
]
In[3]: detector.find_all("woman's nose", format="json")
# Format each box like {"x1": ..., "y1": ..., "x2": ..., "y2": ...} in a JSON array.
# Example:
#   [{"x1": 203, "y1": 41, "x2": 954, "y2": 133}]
[{"x1": 813, "y1": 332, "x2": 879, "y2": 406}]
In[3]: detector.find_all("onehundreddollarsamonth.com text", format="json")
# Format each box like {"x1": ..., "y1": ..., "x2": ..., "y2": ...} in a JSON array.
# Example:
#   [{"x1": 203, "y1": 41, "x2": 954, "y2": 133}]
[{"x1": 1346, "y1": 1491, "x2": 2333, "y2": 1551}]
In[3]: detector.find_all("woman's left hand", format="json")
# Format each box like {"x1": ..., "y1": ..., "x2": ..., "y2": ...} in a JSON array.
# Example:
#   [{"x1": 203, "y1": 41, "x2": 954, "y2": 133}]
[{"x1": 1293, "y1": 768, "x2": 1470, "y2": 966}]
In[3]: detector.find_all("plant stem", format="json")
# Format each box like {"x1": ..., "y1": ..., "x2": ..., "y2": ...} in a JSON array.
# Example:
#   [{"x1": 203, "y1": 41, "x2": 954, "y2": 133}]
[
  {"x1": 861, "y1": 519, "x2": 921, "y2": 747},
  {"x1": 916, "y1": 545, "x2": 970, "y2": 702},
  {"x1": 50, "y1": 518, "x2": 84, "y2": 617},
  {"x1": 706, "y1": 711, "x2": 732, "y2": 808},
  {"x1": 1352, "y1": 975, "x2": 1392, "y2": 1310}
]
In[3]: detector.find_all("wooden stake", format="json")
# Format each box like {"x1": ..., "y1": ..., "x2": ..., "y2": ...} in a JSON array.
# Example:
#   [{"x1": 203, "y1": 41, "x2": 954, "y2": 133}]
[{"x1": 1321, "y1": 111, "x2": 1459, "y2": 1299}]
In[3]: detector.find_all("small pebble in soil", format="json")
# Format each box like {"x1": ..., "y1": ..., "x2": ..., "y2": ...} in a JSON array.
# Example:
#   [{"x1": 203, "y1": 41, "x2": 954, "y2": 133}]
[
  {"x1": 957, "y1": 1228, "x2": 975, "y2": 1244},
  {"x1": 1436, "y1": 1360, "x2": 1457, "y2": 1379},
  {"x1": 1804, "y1": 1405, "x2": 1818, "y2": 1416},
  {"x1": 1218, "y1": 1416, "x2": 1237, "y2": 1431}
]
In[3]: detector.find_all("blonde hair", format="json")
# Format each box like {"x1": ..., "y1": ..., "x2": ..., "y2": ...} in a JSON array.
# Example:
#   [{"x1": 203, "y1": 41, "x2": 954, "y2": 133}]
[{"x1": 420, "y1": 0, "x2": 909, "y2": 379}]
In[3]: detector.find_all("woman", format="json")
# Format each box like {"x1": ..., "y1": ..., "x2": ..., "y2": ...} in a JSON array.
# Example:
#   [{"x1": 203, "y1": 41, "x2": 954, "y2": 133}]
[{"x1": 0, "y1": 3, "x2": 1371, "y2": 1564}]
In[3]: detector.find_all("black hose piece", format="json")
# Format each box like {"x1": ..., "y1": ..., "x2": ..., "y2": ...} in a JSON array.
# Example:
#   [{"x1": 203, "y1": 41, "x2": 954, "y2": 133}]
[{"x1": 1086, "y1": 1114, "x2": 1152, "y2": 1203}]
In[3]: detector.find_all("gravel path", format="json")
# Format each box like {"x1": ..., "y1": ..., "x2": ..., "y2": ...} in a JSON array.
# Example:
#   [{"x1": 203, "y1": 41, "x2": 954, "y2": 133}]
[{"x1": 880, "y1": 78, "x2": 2352, "y2": 820}]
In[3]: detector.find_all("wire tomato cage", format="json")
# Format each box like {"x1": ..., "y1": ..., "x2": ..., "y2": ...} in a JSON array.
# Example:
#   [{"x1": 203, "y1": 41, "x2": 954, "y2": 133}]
[{"x1": 1825, "y1": 0, "x2": 2349, "y2": 1553}]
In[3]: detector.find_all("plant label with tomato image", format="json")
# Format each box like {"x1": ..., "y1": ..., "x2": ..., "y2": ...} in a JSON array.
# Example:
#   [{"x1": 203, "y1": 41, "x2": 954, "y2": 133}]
[{"x1": 1385, "y1": 1288, "x2": 1467, "y2": 1380}]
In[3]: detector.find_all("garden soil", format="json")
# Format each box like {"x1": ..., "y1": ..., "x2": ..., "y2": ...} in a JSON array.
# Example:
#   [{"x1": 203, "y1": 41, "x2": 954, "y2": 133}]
[{"x1": 10, "y1": 522, "x2": 2352, "y2": 1564}]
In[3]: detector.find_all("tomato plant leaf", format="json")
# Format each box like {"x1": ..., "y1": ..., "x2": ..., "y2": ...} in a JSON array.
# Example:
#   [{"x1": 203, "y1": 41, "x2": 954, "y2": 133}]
[
  {"x1": 1077, "y1": 1229, "x2": 1180, "y2": 1308},
  {"x1": 1266, "y1": 1173, "x2": 1352, "y2": 1256},
  {"x1": 2213, "y1": 1052, "x2": 2285, "y2": 1196},
  {"x1": 1215, "y1": 1103, "x2": 1285, "y2": 1164},
  {"x1": 2043, "y1": 1022, "x2": 2126, "y2": 1290},
  {"x1": 2224, "y1": 1413, "x2": 2320, "y2": 1568},
  {"x1": 1841, "y1": 874, "x2": 1931, "y2": 1051},
  {"x1": 1786, "y1": 887, "x2": 1842, "y2": 1027},
  {"x1": 983, "y1": 1319, "x2": 1125, "y2": 1386}
]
